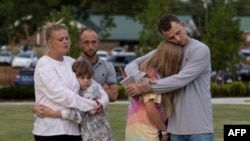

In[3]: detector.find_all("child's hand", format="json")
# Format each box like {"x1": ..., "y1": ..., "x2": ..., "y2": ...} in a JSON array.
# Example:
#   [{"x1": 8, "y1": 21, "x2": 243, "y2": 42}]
[
  {"x1": 88, "y1": 109, "x2": 96, "y2": 114},
  {"x1": 95, "y1": 100, "x2": 103, "y2": 113}
]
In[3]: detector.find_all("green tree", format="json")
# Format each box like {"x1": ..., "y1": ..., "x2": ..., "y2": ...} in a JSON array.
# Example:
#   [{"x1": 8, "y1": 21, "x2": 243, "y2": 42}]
[
  {"x1": 0, "y1": 0, "x2": 146, "y2": 46},
  {"x1": 0, "y1": 0, "x2": 62, "y2": 44},
  {"x1": 203, "y1": 0, "x2": 242, "y2": 81},
  {"x1": 170, "y1": 0, "x2": 207, "y2": 36},
  {"x1": 46, "y1": 6, "x2": 81, "y2": 58},
  {"x1": 137, "y1": 0, "x2": 174, "y2": 56},
  {"x1": 230, "y1": 0, "x2": 250, "y2": 16},
  {"x1": 136, "y1": 0, "x2": 209, "y2": 55},
  {"x1": 0, "y1": 0, "x2": 146, "y2": 57}
]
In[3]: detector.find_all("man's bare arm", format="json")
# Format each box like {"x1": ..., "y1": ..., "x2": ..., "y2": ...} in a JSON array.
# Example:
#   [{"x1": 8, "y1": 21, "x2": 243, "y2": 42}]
[{"x1": 102, "y1": 84, "x2": 118, "y2": 102}]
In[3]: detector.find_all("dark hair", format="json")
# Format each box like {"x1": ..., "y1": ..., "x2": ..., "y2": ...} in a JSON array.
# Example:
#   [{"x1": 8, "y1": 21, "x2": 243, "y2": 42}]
[
  {"x1": 78, "y1": 26, "x2": 98, "y2": 41},
  {"x1": 72, "y1": 60, "x2": 94, "y2": 78},
  {"x1": 157, "y1": 14, "x2": 180, "y2": 34}
]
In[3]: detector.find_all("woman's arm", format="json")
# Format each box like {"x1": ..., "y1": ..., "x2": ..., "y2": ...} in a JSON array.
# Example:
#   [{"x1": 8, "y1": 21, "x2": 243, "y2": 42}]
[
  {"x1": 32, "y1": 104, "x2": 83, "y2": 124},
  {"x1": 32, "y1": 105, "x2": 62, "y2": 118}
]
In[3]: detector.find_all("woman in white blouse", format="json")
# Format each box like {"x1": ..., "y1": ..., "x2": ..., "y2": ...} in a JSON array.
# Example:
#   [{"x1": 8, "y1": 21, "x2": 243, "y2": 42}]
[{"x1": 32, "y1": 21, "x2": 109, "y2": 141}]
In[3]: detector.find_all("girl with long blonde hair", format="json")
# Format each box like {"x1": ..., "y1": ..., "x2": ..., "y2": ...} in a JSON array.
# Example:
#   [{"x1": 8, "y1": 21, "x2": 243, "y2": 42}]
[
  {"x1": 125, "y1": 40, "x2": 182, "y2": 141},
  {"x1": 140, "y1": 41, "x2": 183, "y2": 116}
]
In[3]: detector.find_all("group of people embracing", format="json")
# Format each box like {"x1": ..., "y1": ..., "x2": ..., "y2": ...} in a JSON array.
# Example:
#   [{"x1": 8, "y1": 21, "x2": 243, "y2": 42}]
[{"x1": 32, "y1": 13, "x2": 214, "y2": 141}]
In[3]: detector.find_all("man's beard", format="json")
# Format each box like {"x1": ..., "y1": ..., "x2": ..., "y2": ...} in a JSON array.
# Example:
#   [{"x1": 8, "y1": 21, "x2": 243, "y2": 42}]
[{"x1": 83, "y1": 50, "x2": 96, "y2": 58}]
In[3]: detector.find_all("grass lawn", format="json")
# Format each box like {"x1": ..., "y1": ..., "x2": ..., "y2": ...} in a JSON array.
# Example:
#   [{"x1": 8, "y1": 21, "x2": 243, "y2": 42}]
[{"x1": 0, "y1": 103, "x2": 250, "y2": 141}]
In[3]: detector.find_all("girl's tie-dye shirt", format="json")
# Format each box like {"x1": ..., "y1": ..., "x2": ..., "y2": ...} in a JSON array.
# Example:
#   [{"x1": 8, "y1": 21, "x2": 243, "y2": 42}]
[{"x1": 125, "y1": 93, "x2": 166, "y2": 141}]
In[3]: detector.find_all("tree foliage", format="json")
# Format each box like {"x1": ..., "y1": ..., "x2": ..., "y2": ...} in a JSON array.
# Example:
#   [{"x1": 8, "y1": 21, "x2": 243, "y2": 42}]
[
  {"x1": 136, "y1": 0, "x2": 210, "y2": 55},
  {"x1": 230, "y1": 0, "x2": 250, "y2": 16},
  {"x1": 0, "y1": 0, "x2": 248, "y2": 61},
  {"x1": 0, "y1": 0, "x2": 145, "y2": 57},
  {"x1": 0, "y1": 0, "x2": 61, "y2": 44},
  {"x1": 203, "y1": 0, "x2": 242, "y2": 77},
  {"x1": 136, "y1": 0, "x2": 175, "y2": 56},
  {"x1": 0, "y1": 0, "x2": 146, "y2": 45},
  {"x1": 170, "y1": 0, "x2": 207, "y2": 35},
  {"x1": 46, "y1": 6, "x2": 81, "y2": 58}
]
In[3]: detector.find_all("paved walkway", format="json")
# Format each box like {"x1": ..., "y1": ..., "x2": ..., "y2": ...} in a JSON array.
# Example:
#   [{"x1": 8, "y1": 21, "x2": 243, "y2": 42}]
[
  {"x1": 0, "y1": 97, "x2": 250, "y2": 105},
  {"x1": 211, "y1": 97, "x2": 250, "y2": 105}
]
